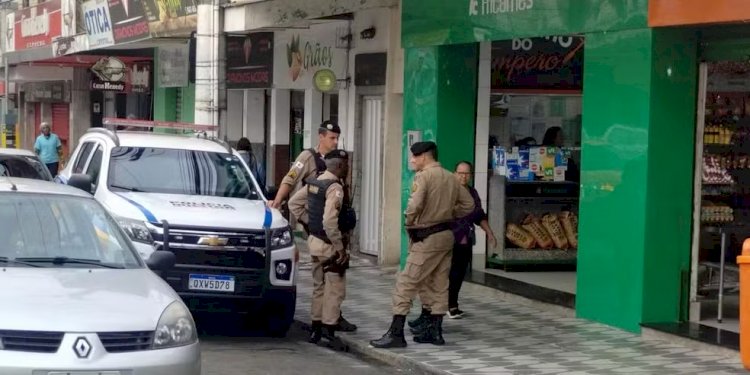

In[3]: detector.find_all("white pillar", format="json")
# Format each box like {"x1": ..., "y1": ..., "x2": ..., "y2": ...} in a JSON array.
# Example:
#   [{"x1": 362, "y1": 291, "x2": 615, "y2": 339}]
[
  {"x1": 304, "y1": 88, "x2": 322, "y2": 149},
  {"x1": 195, "y1": 2, "x2": 225, "y2": 133},
  {"x1": 243, "y1": 90, "x2": 265, "y2": 143}
]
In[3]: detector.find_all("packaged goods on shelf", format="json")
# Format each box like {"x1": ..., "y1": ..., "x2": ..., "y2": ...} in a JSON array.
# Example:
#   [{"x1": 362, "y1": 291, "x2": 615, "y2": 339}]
[
  {"x1": 700, "y1": 202, "x2": 734, "y2": 223},
  {"x1": 521, "y1": 214, "x2": 554, "y2": 249},
  {"x1": 704, "y1": 123, "x2": 735, "y2": 145},
  {"x1": 506, "y1": 223, "x2": 536, "y2": 249},
  {"x1": 542, "y1": 214, "x2": 570, "y2": 249},
  {"x1": 493, "y1": 146, "x2": 573, "y2": 181},
  {"x1": 702, "y1": 155, "x2": 735, "y2": 184},
  {"x1": 560, "y1": 211, "x2": 579, "y2": 248}
]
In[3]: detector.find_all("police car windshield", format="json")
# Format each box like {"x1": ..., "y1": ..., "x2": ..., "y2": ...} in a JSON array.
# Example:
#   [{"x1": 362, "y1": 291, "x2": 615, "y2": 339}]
[{"x1": 108, "y1": 147, "x2": 261, "y2": 199}]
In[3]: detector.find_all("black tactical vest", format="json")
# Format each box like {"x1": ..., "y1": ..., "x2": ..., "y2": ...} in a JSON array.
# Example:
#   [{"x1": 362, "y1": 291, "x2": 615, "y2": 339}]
[
  {"x1": 301, "y1": 149, "x2": 327, "y2": 187},
  {"x1": 306, "y1": 177, "x2": 338, "y2": 242}
]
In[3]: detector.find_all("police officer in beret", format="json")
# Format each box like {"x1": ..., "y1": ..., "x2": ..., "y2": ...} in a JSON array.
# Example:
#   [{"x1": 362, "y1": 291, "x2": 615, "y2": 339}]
[
  {"x1": 269, "y1": 120, "x2": 357, "y2": 332},
  {"x1": 370, "y1": 141, "x2": 475, "y2": 348},
  {"x1": 289, "y1": 149, "x2": 352, "y2": 346}
]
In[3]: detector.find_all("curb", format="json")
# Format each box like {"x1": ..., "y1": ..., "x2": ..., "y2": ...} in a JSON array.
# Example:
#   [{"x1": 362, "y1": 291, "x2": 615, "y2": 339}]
[{"x1": 293, "y1": 320, "x2": 449, "y2": 375}]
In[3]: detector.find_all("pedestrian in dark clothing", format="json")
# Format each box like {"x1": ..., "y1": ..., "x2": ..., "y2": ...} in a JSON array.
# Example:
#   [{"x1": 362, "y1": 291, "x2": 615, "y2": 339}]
[
  {"x1": 448, "y1": 161, "x2": 498, "y2": 319},
  {"x1": 237, "y1": 137, "x2": 266, "y2": 191}
]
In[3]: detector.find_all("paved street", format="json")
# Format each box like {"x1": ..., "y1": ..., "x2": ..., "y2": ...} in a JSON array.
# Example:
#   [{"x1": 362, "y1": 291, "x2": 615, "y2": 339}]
[{"x1": 198, "y1": 318, "x2": 407, "y2": 375}]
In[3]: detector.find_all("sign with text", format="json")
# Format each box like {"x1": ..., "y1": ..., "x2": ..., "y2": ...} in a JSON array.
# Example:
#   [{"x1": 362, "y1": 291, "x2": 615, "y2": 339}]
[
  {"x1": 491, "y1": 35, "x2": 584, "y2": 91},
  {"x1": 83, "y1": 0, "x2": 115, "y2": 49},
  {"x1": 107, "y1": 0, "x2": 150, "y2": 44},
  {"x1": 273, "y1": 22, "x2": 347, "y2": 90},
  {"x1": 226, "y1": 33, "x2": 274, "y2": 89},
  {"x1": 130, "y1": 63, "x2": 151, "y2": 93},
  {"x1": 13, "y1": 0, "x2": 62, "y2": 51},
  {"x1": 141, "y1": 0, "x2": 198, "y2": 38},
  {"x1": 158, "y1": 45, "x2": 190, "y2": 88}
]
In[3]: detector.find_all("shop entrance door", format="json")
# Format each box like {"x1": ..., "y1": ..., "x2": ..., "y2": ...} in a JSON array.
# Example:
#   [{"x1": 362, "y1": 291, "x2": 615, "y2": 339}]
[
  {"x1": 359, "y1": 96, "x2": 384, "y2": 256},
  {"x1": 51, "y1": 103, "x2": 70, "y2": 158}
]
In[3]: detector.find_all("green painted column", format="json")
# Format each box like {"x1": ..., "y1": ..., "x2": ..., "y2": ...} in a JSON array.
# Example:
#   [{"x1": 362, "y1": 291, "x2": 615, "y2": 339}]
[
  {"x1": 153, "y1": 87, "x2": 177, "y2": 122},
  {"x1": 576, "y1": 28, "x2": 697, "y2": 332},
  {"x1": 400, "y1": 44, "x2": 478, "y2": 267}
]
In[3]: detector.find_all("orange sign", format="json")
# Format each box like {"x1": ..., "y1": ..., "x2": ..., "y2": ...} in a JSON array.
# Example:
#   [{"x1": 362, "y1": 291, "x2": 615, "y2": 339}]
[{"x1": 649, "y1": 0, "x2": 750, "y2": 27}]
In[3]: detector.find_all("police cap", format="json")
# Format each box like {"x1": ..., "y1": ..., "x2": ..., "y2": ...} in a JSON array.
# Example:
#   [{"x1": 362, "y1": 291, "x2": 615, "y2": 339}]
[
  {"x1": 324, "y1": 149, "x2": 349, "y2": 160},
  {"x1": 410, "y1": 141, "x2": 437, "y2": 156},
  {"x1": 320, "y1": 120, "x2": 341, "y2": 134}
]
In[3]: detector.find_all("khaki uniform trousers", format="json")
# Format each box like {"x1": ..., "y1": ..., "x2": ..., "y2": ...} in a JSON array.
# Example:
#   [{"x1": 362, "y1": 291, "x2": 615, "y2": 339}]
[
  {"x1": 309, "y1": 237, "x2": 346, "y2": 325},
  {"x1": 392, "y1": 230, "x2": 454, "y2": 315}
]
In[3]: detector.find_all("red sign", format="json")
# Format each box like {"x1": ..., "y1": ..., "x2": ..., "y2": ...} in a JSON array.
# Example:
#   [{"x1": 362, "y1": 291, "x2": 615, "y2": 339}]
[{"x1": 14, "y1": 0, "x2": 62, "y2": 51}]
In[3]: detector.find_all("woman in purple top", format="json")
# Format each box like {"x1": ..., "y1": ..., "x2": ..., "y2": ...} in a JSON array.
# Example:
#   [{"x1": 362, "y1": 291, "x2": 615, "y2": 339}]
[{"x1": 448, "y1": 161, "x2": 498, "y2": 319}]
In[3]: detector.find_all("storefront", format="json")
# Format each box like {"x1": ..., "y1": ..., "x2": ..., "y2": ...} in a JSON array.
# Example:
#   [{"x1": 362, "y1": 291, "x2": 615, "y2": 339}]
[{"x1": 400, "y1": 0, "x2": 699, "y2": 333}]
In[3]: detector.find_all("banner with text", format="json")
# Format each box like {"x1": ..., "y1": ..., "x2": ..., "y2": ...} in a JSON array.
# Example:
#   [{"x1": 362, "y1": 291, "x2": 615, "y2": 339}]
[
  {"x1": 158, "y1": 45, "x2": 190, "y2": 88},
  {"x1": 11, "y1": 0, "x2": 62, "y2": 52},
  {"x1": 142, "y1": 0, "x2": 198, "y2": 38},
  {"x1": 226, "y1": 33, "x2": 274, "y2": 89},
  {"x1": 273, "y1": 22, "x2": 347, "y2": 90},
  {"x1": 83, "y1": 0, "x2": 115, "y2": 49},
  {"x1": 107, "y1": 0, "x2": 150, "y2": 44}
]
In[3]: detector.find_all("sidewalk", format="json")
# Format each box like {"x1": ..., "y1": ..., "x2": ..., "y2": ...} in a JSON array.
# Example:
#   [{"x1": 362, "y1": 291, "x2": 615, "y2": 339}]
[{"x1": 293, "y1": 240, "x2": 746, "y2": 374}]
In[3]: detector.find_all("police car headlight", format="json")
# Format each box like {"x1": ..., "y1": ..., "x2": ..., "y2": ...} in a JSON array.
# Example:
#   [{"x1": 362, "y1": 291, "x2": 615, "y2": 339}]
[
  {"x1": 116, "y1": 217, "x2": 153, "y2": 244},
  {"x1": 271, "y1": 227, "x2": 293, "y2": 249},
  {"x1": 153, "y1": 301, "x2": 197, "y2": 349}
]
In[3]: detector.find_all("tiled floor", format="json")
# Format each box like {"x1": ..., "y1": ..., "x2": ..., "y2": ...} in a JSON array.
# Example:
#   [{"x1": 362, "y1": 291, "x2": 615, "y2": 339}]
[
  {"x1": 294, "y1": 258, "x2": 745, "y2": 374},
  {"x1": 483, "y1": 269, "x2": 577, "y2": 295}
]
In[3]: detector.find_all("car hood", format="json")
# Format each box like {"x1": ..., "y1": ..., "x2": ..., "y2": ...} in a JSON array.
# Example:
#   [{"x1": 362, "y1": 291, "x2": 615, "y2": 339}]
[
  {"x1": 108, "y1": 192, "x2": 286, "y2": 230},
  {"x1": 0, "y1": 268, "x2": 178, "y2": 332}
]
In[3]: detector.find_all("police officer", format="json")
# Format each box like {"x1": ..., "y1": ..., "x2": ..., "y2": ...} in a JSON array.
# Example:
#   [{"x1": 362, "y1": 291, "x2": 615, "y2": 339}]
[
  {"x1": 288, "y1": 149, "x2": 351, "y2": 345},
  {"x1": 370, "y1": 141, "x2": 475, "y2": 348},
  {"x1": 269, "y1": 120, "x2": 357, "y2": 332}
]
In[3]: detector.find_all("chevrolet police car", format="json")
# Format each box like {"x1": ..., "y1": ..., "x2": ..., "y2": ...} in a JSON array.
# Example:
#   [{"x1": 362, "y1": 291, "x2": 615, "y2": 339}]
[{"x1": 57, "y1": 119, "x2": 297, "y2": 336}]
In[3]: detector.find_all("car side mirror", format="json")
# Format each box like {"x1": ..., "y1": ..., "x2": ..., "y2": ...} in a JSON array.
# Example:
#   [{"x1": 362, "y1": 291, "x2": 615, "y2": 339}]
[
  {"x1": 67, "y1": 174, "x2": 94, "y2": 195},
  {"x1": 146, "y1": 250, "x2": 176, "y2": 271},
  {"x1": 265, "y1": 186, "x2": 278, "y2": 201}
]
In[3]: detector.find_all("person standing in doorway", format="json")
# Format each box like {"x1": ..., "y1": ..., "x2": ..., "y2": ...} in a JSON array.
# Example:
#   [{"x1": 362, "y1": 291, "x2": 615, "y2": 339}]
[
  {"x1": 237, "y1": 137, "x2": 266, "y2": 191},
  {"x1": 34, "y1": 122, "x2": 63, "y2": 177},
  {"x1": 448, "y1": 161, "x2": 498, "y2": 318},
  {"x1": 370, "y1": 141, "x2": 475, "y2": 348}
]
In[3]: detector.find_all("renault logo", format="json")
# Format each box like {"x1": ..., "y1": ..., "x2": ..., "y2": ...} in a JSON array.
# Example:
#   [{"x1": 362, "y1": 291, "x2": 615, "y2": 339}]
[
  {"x1": 198, "y1": 235, "x2": 229, "y2": 246},
  {"x1": 73, "y1": 337, "x2": 92, "y2": 358}
]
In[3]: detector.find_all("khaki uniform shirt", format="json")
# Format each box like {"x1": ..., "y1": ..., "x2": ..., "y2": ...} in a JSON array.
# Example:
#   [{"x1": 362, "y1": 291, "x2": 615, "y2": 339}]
[
  {"x1": 288, "y1": 171, "x2": 345, "y2": 257},
  {"x1": 405, "y1": 162, "x2": 475, "y2": 230},
  {"x1": 281, "y1": 149, "x2": 321, "y2": 194}
]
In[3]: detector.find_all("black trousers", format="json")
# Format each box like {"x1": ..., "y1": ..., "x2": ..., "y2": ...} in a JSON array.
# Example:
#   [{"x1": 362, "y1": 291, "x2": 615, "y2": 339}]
[
  {"x1": 45, "y1": 162, "x2": 59, "y2": 178},
  {"x1": 448, "y1": 243, "x2": 472, "y2": 309}
]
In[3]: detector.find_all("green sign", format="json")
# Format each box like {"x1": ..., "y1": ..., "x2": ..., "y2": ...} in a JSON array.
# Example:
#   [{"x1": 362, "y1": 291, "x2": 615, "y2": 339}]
[{"x1": 402, "y1": 0, "x2": 649, "y2": 48}]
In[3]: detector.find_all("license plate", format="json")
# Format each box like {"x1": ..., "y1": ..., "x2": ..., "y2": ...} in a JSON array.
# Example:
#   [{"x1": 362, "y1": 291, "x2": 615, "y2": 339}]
[{"x1": 188, "y1": 274, "x2": 235, "y2": 292}]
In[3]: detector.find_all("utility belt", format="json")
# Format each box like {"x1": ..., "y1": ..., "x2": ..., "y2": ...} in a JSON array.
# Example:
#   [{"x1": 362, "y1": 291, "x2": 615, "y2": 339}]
[
  {"x1": 407, "y1": 222, "x2": 452, "y2": 243},
  {"x1": 311, "y1": 231, "x2": 332, "y2": 244}
]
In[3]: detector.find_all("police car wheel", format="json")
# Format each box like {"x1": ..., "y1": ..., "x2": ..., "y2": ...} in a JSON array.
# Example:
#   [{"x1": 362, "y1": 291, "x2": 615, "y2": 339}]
[{"x1": 262, "y1": 294, "x2": 296, "y2": 338}]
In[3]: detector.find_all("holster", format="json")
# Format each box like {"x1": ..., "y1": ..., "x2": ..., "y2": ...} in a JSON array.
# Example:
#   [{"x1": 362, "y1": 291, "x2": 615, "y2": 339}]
[
  {"x1": 407, "y1": 222, "x2": 452, "y2": 243},
  {"x1": 321, "y1": 253, "x2": 349, "y2": 276}
]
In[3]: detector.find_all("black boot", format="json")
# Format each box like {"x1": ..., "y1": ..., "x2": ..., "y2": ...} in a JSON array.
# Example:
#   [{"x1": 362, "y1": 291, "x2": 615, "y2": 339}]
[
  {"x1": 321, "y1": 324, "x2": 347, "y2": 351},
  {"x1": 308, "y1": 321, "x2": 322, "y2": 344},
  {"x1": 413, "y1": 315, "x2": 445, "y2": 346},
  {"x1": 370, "y1": 315, "x2": 407, "y2": 349},
  {"x1": 408, "y1": 307, "x2": 431, "y2": 328},
  {"x1": 337, "y1": 313, "x2": 357, "y2": 332}
]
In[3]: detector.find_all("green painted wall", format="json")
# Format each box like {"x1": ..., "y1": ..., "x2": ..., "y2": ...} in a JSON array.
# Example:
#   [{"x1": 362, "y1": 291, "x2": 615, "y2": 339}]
[
  {"x1": 400, "y1": 44, "x2": 478, "y2": 266},
  {"x1": 154, "y1": 86, "x2": 177, "y2": 122},
  {"x1": 402, "y1": 0, "x2": 648, "y2": 48}
]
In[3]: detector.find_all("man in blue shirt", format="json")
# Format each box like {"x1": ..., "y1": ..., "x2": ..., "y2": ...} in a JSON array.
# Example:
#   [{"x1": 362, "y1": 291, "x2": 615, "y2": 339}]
[{"x1": 34, "y1": 122, "x2": 63, "y2": 177}]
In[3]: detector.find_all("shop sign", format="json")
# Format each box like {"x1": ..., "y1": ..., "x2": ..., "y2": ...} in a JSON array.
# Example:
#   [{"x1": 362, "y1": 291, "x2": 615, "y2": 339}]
[
  {"x1": 226, "y1": 33, "x2": 273, "y2": 89},
  {"x1": 12, "y1": 0, "x2": 62, "y2": 51},
  {"x1": 90, "y1": 57, "x2": 127, "y2": 92},
  {"x1": 273, "y1": 22, "x2": 347, "y2": 90},
  {"x1": 142, "y1": 0, "x2": 198, "y2": 38},
  {"x1": 491, "y1": 35, "x2": 584, "y2": 91},
  {"x1": 24, "y1": 81, "x2": 69, "y2": 103},
  {"x1": 402, "y1": 0, "x2": 647, "y2": 48},
  {"x1": 130, "y1": 63, "x2": 150, "y2": 93},
  {"x1": 649, "y1": 0, "x2": 750, "y2": 27},
  {"x1": 157, "y1": 45, "x2": 189, "y2": 88},
  {"x1": 83, "y1": 0, "x2": 115, "y2": 49},
  {"x1": 107, "y1": 0, "x2": 150, "y2": 44}
]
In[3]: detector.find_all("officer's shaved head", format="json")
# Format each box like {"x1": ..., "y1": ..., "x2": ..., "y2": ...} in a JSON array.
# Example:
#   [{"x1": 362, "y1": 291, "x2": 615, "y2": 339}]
[{"x1": 325, "y1": 158, "x2": 347, "y2": 178}]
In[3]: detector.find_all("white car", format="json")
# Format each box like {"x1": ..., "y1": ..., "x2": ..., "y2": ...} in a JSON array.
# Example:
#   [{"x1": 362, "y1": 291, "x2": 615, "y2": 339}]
[
  {"x1": 0, "y1": 177, "x2": 201, "y2": 375},
  {"x1": 56, "y1": 127, "x2": 297, "y2": 336},
  {"x1": 0, "y1": 148, "x2": 54, "y2": 181}
]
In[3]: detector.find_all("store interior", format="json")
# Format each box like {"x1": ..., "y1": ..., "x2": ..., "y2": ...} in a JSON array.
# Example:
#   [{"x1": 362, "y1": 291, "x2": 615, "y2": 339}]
[
  {"x1": 692, "y1": 61, "x2": 750, "y2": 334},
  {"x1": 485, "y1": 93, "x2": 582, "y2": 295}
]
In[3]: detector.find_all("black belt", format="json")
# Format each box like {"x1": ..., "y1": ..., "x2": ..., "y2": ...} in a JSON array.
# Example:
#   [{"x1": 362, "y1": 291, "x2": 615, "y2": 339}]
[{"x1": 407, "y1": 222, "x2": 452, "y2": 243}]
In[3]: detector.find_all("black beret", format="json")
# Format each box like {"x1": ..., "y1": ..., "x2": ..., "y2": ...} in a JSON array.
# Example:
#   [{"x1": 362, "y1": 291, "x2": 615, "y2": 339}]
[
  {"x1": 410, "y1": 141, "x2": 437, "y2": 156},
  {"x1": 325, "y1": 149, "x2": 349, "y2": 160},
  {"x1": 320, "y1": 120, "x2": 341, "y2": 134}
]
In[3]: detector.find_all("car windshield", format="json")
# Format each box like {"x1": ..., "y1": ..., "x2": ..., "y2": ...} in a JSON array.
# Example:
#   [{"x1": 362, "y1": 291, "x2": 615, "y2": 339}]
[
  {"x1": 0, "y1": 155, "x2": 53, "y2": 181},
  {"x1": 0, "y1": 193, "x2": 142, "y2": 268},
  {"x1": 108, "y1": 147, "x2": 261, "y2": 199}
]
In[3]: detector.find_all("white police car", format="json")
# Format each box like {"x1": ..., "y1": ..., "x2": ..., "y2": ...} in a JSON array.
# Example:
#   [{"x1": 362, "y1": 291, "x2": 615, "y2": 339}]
[{"x1": 57, "y1": 121, "x2": 297, "y2": 336}]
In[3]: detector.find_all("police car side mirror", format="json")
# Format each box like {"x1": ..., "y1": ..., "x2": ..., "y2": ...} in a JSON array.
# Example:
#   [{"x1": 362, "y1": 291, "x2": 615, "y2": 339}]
[
  {"x1": 146, "y1": 250, "x2": 176, "y2": 271},
  {"x1": 67, "y1": 174, "x2": 94, "y2": 195},
  {"x1": 266, "y1": 186, "x2": 278, "y2": 201}
]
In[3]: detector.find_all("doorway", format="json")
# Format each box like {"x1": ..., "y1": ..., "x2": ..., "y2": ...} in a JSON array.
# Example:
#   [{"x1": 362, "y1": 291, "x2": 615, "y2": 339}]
[{"x1": 359, "y1": 96, "x2": 384, "y2": 256}]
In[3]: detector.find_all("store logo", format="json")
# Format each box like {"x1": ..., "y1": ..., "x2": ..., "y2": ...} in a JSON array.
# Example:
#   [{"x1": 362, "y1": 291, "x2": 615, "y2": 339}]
[
  {"x1": 91, "y1": 57, "x2": 126, "y2": 82},
  {"x1": 469, "y1": 0, "x2": 534, "y2": 17},
  {"x1": 21, "y1": 8, "x2": 50, "y2": 37},
  {"x1": 131, "y1": 63, "x2": 150, "y2": 92},
  {"x1": 286, "y1": 34, "x2": 333, "y2": 82},
  {"x1": 84, "y1": 5, "x2": 111, "y2": 35}
]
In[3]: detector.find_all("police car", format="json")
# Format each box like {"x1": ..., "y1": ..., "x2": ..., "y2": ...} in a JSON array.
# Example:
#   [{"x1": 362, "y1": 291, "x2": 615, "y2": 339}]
[{"x1": 57, "y1": 119, "x2": 297, "y2": 336}]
